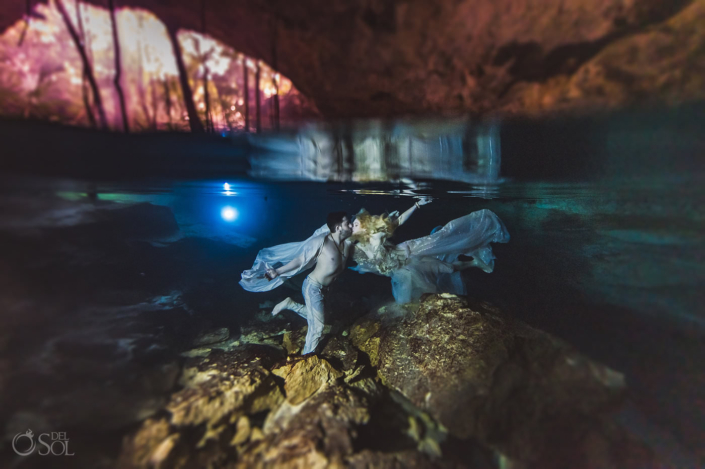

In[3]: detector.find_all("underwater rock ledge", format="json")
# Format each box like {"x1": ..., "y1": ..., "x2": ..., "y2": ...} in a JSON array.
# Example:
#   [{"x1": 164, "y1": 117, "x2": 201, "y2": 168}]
[{"x1": 118, "y1": 294, "x2": 660, "y2": 468}]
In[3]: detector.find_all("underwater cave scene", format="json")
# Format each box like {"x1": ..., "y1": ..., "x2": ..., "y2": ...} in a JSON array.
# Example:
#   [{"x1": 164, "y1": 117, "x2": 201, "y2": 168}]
[{"x1": 0, "y1": 0, "x2": 704, "y2": 468}]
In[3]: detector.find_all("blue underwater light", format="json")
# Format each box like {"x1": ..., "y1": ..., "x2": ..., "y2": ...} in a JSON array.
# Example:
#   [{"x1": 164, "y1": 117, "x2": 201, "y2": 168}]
[{"x1": 221, "y1": 206, "x2": 238, "y2": 221}]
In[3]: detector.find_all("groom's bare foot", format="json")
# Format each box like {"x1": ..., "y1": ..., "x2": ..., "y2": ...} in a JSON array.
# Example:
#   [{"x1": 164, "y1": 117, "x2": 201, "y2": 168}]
[
  {"x1": 453, "y1": 258, "x2": 493, "y2": 273},
  {"x1": 472, "y1": 258, "x2": 493, "y2": 273},
  {"x1": 272, "y1": 297, "x2": 294, "y2": 317}
]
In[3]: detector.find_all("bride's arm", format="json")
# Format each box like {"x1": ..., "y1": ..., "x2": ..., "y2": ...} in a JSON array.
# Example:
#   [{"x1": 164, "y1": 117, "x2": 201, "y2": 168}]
[
  {"x1": 396, "y1": 197, "x2": 433, "y2": 226},
  {"x1": 370, "y1": 232, "x2": 386, "y2": 245}
]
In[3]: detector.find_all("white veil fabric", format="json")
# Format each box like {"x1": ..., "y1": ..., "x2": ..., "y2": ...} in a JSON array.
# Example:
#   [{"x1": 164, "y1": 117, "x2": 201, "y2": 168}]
[
  {"x1": 239, "y1": 224, "x2": 330, "y2": 292},
  {"x1": 352, "y1": 209, "x2": 510, "y2": 303}
]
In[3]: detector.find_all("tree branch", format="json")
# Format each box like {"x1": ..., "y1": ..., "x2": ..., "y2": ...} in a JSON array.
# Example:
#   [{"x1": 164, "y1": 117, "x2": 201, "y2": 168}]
[
  {"x1": 108, "y1": 0, "x2": 129, "y2": 132},
  {"x1": 55, "y1": 0, "x2": 108, "y2": 129}
]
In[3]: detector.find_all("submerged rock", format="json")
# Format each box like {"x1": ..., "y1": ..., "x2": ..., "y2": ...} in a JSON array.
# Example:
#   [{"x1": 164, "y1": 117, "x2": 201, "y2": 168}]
[
  {"x1": 238, "y1": 314, "x2": 304, "y2": 349},
  {"x1": 238, "y1": 312, "x2": 335, "y2": 355},
  {"x1": 349, "y1": 314, "x2": 383, "y2": 367},
  {"x1": 118, "y1": 417, "x2": 173, "y2": 468},
  {"x1": 192, "y1": 327, "x2": 230, "y2": 347},
  {"x1": 281, "y1": 328, "x2": 306, "y2": 355},
  {"x1": 119, "y1": 346, "x2": 286, "y2": 468},
  {"x1": 345, "y1": 449, "x2": 459, "y2": 468},
  {"x1": 117, "y1": 294, "x2": 661, "y2": 468},
  {"x1": 353, "y1": 294, "x2": 639, "y2": 466},
  {"x1": 170, "y1": 347, "x2": 285, "y2": 428},
  {"x1": 321, "y1": 335, "x2": 360, "y2": 372},
  {"x1": 238, "y1": 384, "x2": 370, "y2": 467},
  {"x1": 272, "y1": 355, "x2": 343, "y2": 405},
  {"x1": 118, "y1": 333, "x2": 468, "y2": 468}
]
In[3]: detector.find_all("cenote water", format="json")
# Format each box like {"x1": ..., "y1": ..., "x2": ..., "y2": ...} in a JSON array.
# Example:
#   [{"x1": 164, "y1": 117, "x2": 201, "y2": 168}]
[{"x1": 0, "y1": 107, "x2": 703, "y2": 468}]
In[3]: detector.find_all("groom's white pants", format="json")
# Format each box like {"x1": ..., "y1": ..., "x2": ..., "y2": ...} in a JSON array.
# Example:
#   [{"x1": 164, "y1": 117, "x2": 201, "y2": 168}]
[{"x1": 287, "y1": 275, "x2": 327, "y2": 354}]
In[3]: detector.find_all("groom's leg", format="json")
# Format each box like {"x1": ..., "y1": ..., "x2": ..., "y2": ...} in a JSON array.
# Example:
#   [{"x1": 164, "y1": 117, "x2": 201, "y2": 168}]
[
  {"x1": 288, "y1": 300, "x2": 307, "y2": 318},
  {"x1": 301, "y1": 277, "x2": 326, "y2": 355},
  {"x1": 272, "y1": 297, "x2": 307, "y2": 318}
]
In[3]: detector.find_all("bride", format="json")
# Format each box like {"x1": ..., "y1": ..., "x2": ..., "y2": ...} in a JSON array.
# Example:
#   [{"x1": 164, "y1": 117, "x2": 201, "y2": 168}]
[{"x1": 350, "y1": 198, "x2": 510, "y2": 303}]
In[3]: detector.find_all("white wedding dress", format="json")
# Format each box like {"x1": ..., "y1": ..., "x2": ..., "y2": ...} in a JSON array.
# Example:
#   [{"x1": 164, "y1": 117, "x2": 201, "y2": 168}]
[{"x1": 350, "y1": 209, "x2": 509, "y2": 303}]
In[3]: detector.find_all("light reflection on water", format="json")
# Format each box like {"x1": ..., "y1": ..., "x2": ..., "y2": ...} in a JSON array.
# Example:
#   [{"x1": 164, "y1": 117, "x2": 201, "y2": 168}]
[{"x1": 245, "y1": 119, "x2": 501, "y2": 184}]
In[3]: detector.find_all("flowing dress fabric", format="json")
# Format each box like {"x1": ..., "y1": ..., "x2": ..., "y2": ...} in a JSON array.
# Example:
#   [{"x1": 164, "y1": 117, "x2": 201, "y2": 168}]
[
  {"x1": 352, "y1": 209, "x2": 509, "y2": 303},
  {"x1": 239, "y1": 224, "x2": 330, "y2": 292}
]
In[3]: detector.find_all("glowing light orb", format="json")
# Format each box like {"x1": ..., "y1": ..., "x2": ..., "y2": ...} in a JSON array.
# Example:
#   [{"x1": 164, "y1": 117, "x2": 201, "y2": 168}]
[
  {"x1": 221, "y1": 206, "x2": 238, "y2": 221},
  {"x1": 223, "y1": 183, "x2": 231, "y2": 190}
]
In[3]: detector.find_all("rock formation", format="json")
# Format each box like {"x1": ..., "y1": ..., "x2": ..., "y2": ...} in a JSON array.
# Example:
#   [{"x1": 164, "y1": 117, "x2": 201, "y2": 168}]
[
  {"x1": 352, "y1": 294, "x2": 638, "y2": 466},
  {"x1": 116, "y1": 294, "x2": 660, "y2": 468},
  {"x1": 2, "y1": 0, "x2": 702, "y2": 118}
]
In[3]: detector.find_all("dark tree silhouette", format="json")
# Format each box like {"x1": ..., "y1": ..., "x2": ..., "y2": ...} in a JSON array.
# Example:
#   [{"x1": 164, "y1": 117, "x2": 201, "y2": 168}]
[
  {"x1": 55, "y1": 0, "x2": 108, "y2": 129},
  {"x1": 193, "y1": 36, "x2": 213, "y2": 133},
  {"x1": 203, "y1": 64, "x2": 212, "y2": 132},
  {"x1": 108, "y1": 0, "x2": 129, "y2": 132},
  {"x1": 136, "y1": 16, "x2": 156, "y2": 130},
  {"x1": 218, "y1": 94, "x2": 233, "y2": 131},
  {"x1": 166, "y1": 26, "x2": 204, "y2": 133},
  {"x1": 200, "y1": 0, "x2": 213, "y2": 132},
  {"x1": 136, "y1": 38, "x2": 154, "y2": 130},
  {"x1": 243, "y1": 57, "x2": 249, "y2": 132},
  {"x1": 150, "y1": 79, "x2": 158, "y2": 129},
  {"x1": 75, "y1": 0, "x2": 96, "y2": 128},
  {"x1": 163, "y1": 79, "x2": 173, "y2": 129},
  {"x1": 17, "y1": 0, "x2": 32, "y2": 47},
  {"x1": 255, "y1": 61, "x2": 261, "y2": 133},
  {"x1": 271, "y1": 21, "x2": 280, "y2": 131}
]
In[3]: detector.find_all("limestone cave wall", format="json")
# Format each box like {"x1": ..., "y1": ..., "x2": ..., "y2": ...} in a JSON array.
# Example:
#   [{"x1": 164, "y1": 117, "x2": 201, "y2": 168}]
[{"x1": 1, "y1": 0, "x2": 704, "y2": 118}]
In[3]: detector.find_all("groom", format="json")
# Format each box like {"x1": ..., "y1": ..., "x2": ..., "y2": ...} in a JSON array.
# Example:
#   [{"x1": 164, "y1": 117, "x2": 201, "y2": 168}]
[{"x1": 265, "y1": 212, "x2": 353, "y2": 355}]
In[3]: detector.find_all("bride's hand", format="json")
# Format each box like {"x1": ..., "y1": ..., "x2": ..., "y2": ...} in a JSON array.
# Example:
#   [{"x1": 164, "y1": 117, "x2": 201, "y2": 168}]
[{"x1": 416, "y1": 197, "x2": 433, "y2": 206}]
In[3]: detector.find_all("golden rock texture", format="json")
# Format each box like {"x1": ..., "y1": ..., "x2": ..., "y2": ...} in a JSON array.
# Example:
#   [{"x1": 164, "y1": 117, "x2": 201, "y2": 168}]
[{"x1": 116, "y1": 296, "x2": 660, "y2": 468}]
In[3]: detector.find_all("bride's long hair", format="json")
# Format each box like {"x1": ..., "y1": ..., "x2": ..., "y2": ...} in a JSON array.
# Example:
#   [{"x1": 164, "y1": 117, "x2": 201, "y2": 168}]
[{"x1": 350, "y1": 209, "x2": 398, "y2": 244}]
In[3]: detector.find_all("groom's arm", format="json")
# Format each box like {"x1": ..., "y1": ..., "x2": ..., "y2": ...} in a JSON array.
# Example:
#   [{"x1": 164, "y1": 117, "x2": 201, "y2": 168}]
[
  {"x1": 267, "y1": 239, "x2": 325, "y2": 279},
  {"x1": 274, "y1": 257, "x2": 303, "y2": 276},
  {"x1": 266, "y1": 254, "x2": 305, "y2": 280}
]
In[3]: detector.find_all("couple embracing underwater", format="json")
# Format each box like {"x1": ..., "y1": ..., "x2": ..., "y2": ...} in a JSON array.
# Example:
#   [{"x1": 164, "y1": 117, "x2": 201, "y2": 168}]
[{"x1": 240, "y1": 199, "x2": 509, "y2": 355}]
